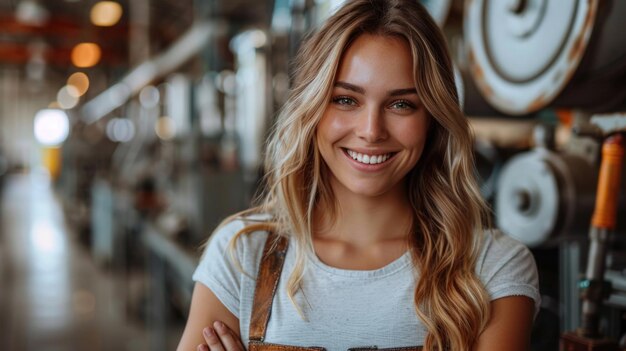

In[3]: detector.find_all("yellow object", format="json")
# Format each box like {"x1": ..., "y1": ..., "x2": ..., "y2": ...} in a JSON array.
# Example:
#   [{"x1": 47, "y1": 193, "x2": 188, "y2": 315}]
[{"x1": 42, "y1": 146, "x2": 62, "y2": 181}]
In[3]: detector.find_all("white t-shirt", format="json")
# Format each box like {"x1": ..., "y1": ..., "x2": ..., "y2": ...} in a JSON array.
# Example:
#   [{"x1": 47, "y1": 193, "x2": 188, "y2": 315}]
[{"x1": 193, "y1": 217, "x2": 540, "y2": 350}]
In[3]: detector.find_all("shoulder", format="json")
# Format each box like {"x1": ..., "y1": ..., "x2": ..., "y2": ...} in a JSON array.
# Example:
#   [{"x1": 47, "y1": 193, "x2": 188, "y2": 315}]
[
  {"x1": 193, "y1": 213, "x2": 273, "y2": 291},
  {"x1": 476, "y1": 229, "x2": 533, "y2": 272},
  {"x1": 205, "y1": 213, "x2": 273, "y2": 253},
  {"x1": 475, "y1": 229, "x2": 541, "y2": 315},
  {"x1": 196, "y1": 213, "x2": 274, "y2": 280}
]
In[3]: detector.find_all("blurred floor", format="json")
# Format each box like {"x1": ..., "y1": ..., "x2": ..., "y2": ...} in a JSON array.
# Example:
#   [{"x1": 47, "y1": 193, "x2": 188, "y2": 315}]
[{"x1": 0, "y1": 172, "x2": 148, "y2": 351}]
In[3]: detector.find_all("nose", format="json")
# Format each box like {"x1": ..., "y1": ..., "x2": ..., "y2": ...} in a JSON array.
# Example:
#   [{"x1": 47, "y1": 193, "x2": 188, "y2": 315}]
[{"x1": 355, "y1": 106, "x2": 387, "y2": 143}]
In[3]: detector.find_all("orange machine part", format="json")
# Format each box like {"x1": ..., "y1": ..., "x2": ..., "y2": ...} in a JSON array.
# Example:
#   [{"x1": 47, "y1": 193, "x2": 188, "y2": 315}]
[{"x1": 591, "y1": 134, "x2": 624, "y2": 229}]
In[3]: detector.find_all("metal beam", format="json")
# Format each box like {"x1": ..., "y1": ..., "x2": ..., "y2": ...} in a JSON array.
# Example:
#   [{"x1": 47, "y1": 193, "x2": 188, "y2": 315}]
[{"x1": 81, "y1": 20, "x2": 225, "y2": 124}]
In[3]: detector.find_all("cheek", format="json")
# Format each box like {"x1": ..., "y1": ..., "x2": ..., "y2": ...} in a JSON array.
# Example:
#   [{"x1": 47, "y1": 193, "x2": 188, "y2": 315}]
[
  {"x1": 315, "y1": 121, "x2": 334, "y2": 160},
  {"x1": 395, "y1": 118, "x2": 430, "y2": 148},
  {"x1": 317, "y1": 113, "x2": 346, "y2": 145}
]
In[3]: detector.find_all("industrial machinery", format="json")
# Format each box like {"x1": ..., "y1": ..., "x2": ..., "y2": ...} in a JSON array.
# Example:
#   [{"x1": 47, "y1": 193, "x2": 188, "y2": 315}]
[
  {"x1": 48, "y1": 0, "x2": 626, "y2": 350},
  {"x1": 464, "y1": 1, "x2": 626, "y2": 349},
  {"x1": 465, "y1": 0, "x2": 626, "y2": 115}
]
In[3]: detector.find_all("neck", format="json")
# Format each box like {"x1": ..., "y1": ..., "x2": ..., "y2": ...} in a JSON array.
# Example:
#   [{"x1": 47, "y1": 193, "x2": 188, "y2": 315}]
[{"x1": 314, "y1": 182, "x2": 414, "y2": 247}]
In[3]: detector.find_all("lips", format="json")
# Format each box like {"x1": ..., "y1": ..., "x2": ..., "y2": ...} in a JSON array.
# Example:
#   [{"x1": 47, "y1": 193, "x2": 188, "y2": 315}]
[{"x1": 344, "y1": 148, "x2": 395, "y2": 165}]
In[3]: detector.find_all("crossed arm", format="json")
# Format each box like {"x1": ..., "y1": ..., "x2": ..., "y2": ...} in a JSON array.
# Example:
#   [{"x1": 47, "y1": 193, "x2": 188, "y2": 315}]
[
  {"x1": 177, "y1": 282, "x2": 535, "y2": 351},
  {"x1": 176, "y1": 283, "x2": 244, "y2": 351}
]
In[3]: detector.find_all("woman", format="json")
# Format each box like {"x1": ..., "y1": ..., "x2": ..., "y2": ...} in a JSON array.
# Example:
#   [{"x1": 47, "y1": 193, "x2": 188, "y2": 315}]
[{"x1": 178, "y1": 0, "x2": 540, "y2": 350}]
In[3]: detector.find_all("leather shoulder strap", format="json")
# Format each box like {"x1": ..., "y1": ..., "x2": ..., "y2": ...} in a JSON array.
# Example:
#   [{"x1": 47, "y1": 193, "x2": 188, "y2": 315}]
[{"x1": 249, "y1": 231, "x2": 289, "y2": 341}]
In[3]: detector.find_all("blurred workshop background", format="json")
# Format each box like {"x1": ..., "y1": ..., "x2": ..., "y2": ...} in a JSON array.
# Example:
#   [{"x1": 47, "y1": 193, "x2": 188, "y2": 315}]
[{"x1": 0, "y1": 0, "x2": 625, "y2": 350}]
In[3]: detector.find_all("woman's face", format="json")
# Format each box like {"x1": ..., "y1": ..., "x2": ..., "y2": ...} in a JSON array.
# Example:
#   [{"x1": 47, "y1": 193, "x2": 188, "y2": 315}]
[{"x1": 316, "y1": 34, "x2": 430, "y2": 200}]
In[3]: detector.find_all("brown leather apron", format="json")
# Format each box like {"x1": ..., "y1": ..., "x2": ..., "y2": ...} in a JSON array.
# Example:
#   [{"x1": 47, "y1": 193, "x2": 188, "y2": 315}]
[{"x1": 247, "y1": 232, "x2": 423, "y2": 351}]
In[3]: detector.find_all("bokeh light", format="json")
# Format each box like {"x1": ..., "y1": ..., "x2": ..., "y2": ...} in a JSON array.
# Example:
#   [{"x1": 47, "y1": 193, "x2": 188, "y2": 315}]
[
  {"x1": 57, "y1": 85, "x2": 80, "y2": 109},
  {"x1": 90, "y1": 1, "x2": 123, "y2": 27},
  {"x1": 34, "y1": 109, "x2": 70, "y2": 146},
  {"x1": 106, "y1": 118, "x2": 135, "y2": 143},
  {"x1": 139, "y1": 85, "x2": 160, "y2": 108},
  {"x1": 71, "y1": 43, "x2": 101, "y2": 68},
  {"x1": 15, "y1": 0, "x2": 49, "y2": 26},
  {"x1": 67, "y1": 72, "x2": 90, "y2": 97},
  {"x1": 155, "y1": 116, "x2": 176, "y2": 140}
]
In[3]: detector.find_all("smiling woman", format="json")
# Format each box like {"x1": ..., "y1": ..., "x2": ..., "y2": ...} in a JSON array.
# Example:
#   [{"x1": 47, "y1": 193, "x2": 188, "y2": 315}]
[
  {"x1": 316, "y1": 34, "x2": 429, "y2": 200},
  {"x1": 177, "y1": 1, "x2": 540, "y2": 351}
]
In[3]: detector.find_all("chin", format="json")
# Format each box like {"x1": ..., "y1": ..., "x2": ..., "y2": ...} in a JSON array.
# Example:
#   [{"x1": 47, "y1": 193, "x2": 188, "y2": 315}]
[{"x1": 345, "y1": 184, "x2": 393, "y2": 198}]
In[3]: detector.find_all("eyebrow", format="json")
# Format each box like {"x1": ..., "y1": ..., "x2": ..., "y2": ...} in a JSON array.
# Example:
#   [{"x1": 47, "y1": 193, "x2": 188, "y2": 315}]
[{"x1": 334, "y1": 81, "x2": 418, "y2": 96}]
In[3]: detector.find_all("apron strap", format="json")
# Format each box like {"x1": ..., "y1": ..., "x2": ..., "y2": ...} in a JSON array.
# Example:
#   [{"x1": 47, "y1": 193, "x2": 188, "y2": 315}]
[{"x1": 249, "y1": 231, "x2": 289, "y2": 341}]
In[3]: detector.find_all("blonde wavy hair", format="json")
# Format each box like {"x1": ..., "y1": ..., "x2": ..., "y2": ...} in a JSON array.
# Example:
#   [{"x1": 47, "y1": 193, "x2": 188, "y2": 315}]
[{"x1": 221, "y1": 0, "x2": 491, "y2": 349}]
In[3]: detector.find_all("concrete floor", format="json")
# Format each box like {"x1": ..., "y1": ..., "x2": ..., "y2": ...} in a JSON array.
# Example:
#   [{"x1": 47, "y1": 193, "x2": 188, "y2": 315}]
[{"x1": 0, "y1": 172, "x2": 149, "y2": 351}]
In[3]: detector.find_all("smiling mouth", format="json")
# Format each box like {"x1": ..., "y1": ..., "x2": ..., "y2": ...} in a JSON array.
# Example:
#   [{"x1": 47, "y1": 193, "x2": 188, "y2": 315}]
[{"x1": 344, "y1": 148, "x2": 396, "y2": 165}]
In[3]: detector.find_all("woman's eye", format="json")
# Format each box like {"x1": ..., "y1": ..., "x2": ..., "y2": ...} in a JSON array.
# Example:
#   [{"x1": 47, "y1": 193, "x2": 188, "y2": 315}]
[
  {"x1": 390, "y1": 100, "x2": 415, "y2": 110},
  {"x1": 332, "y1": 96, "x2": 356, "y2": 106}
]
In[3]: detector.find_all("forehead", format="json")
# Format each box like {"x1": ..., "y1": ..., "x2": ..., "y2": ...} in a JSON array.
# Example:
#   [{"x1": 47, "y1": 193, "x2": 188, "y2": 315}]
[{"x1": 335, "y1": 34, "x2": 415, "y2": 88}]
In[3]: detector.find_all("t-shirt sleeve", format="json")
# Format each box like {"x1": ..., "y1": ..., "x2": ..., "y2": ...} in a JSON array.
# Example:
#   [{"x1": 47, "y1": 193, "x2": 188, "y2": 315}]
[
  {"x1": 192, "y1": 219, "x2": 247, "y2": 318},
  {"x1": 477, "y1": 230, "x2": 541, "y2": 317}
]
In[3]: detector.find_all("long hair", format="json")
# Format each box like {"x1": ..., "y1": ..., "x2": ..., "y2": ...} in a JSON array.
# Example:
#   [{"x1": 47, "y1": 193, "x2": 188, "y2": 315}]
[{"x1": 224, "y1": 0, "x2": 490, "y2": 349}]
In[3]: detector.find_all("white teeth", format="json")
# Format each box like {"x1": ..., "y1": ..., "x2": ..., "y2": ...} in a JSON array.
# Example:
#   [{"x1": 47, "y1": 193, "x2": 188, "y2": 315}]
[{"x1": 346, "y1": 149, "x2": 391, "y2": 165}]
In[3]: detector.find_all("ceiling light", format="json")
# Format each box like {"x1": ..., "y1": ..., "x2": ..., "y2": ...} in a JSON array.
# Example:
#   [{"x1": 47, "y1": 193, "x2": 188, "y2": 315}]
[
  {"x1": 90, "y1": 1, "x2": 123, "y2": 27},
  {"x1": 71, "y1": 43, "x2": 101, "y2": 68},
  {"x1": 34, "y1": 109, "x2": 70, "y2": 146}
]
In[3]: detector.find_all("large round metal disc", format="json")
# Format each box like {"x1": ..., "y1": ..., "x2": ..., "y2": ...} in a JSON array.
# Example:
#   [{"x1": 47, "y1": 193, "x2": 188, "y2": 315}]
[
  {"x1": 465, "y1": 0, "x2": 598, "y2": 115},
  {"x1": 496, "y1": 152, "x2": 560, "y2": 247}
]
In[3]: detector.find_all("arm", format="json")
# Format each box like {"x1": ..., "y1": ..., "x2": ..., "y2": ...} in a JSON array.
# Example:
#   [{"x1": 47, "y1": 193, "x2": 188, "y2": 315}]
[
  {"x1": 177, "y1": 282, "x2": 241, "y2": 351},
  {"x1": 474, "y1": 296, "x2": 535, "y2": 351}
]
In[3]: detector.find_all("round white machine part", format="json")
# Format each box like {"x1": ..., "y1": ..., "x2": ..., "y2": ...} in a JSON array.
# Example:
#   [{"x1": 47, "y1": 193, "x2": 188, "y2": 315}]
[
  {"x1": 465, "y1": 0, "x2": 598, "y2": 115},
  {"x1": 496, "y1": 148, "x2": 597, "y2": 247}
]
